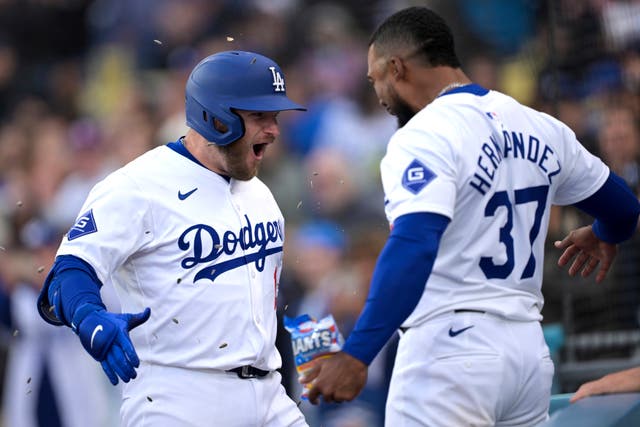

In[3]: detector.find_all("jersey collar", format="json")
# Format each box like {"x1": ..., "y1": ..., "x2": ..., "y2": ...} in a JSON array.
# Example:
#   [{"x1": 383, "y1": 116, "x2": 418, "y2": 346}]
[
  {"x1": 167, "y1": 138, "x2": 231, "y2": 182},
  {"x1": 438, "y1": 83, "x2": 489, "y2": 98}
]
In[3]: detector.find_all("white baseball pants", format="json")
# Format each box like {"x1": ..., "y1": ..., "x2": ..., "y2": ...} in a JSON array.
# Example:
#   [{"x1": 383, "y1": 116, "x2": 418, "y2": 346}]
[
  {"x1": 121, "y1": 364, "x2": 307, "y2": 426},
  {"x1": 386, "y1": 311, "x2": 554, "y2": 427}
]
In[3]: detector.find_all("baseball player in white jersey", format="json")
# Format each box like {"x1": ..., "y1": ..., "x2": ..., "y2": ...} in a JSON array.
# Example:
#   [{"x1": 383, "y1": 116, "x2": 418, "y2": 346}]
[
  {"x1": 36, "y1": 51, "x2": 309, "y2": 426},
  {"x1": 304, "y1": 7, "x2": 640, "y2": 426}
]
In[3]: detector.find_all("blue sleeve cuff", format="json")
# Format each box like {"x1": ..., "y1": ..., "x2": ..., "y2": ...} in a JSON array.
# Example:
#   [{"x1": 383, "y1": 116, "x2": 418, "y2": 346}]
[
  {"x1": 342, "y1": 212, "x2": 449, "y2": 365},
  {"x1": 574, "y1": 171, "x2": 640, "y2": 243},
  {"x1": 37, "y1": 255, "x2": 104, "y2": 326}
]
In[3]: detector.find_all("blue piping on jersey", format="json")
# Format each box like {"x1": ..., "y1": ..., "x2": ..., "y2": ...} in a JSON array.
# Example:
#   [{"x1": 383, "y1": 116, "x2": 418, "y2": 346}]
[
  {"x1": 167, "y1": 138, "x2": 231, "y2": 182},
  {"x1": 439, "y1": 83, "x2": 489, "y2": 97},
  {"x1": 167, "y1": 138, "x2": 204, "y2": 166}
]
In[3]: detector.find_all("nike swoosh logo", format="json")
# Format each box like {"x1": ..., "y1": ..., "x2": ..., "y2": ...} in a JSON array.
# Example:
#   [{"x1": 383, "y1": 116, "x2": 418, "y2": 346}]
[
  {"x1": 178, "y1": 188, "x2": 198, "y2": 200},
  {"x1": 448, "y1": 325, "x2": 474, "y2": 337},
  {"x1": 91, "y1": 324, "x2": 104, "y2": 349}
]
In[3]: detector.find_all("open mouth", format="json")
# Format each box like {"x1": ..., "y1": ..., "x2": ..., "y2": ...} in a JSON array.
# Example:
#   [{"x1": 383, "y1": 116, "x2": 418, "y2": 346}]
[{"x1": 253, "y1": 143, "x2": 268, "y2": 158}]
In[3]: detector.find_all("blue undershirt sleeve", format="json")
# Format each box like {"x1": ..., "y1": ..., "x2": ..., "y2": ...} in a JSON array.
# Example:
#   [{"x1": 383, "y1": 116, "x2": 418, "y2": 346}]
[
  {"x1": 37, "y1": 255, "x2": 105, "y2": 327},
  {"x1": 342, "y1": 212, "x2": 450, "y2": 365},
  {"x1": 573, "y1": 171, "x2": 640, "y2": 243}
]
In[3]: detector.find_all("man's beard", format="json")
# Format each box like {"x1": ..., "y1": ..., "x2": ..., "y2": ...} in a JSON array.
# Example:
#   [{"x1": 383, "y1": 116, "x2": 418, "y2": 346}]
[
  {"x1": 391, "y1": 93, "x2": 416, "y2": 128},
  {"x1": 219, "y1": 141, "x2": 258, "y2": 181}
]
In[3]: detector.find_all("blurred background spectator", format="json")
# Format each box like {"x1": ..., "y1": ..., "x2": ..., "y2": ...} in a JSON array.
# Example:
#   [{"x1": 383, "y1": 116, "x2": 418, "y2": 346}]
[
  {"x1": 0, "y1": 217, "x2": 120, "y2": 427},
  {"x1": 1, "y1": 0, "x2": 639, "y2": 425}
]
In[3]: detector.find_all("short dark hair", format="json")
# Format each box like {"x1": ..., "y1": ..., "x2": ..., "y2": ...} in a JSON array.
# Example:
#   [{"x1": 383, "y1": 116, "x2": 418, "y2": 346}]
[{"x1": 369, "y1": 6, "x2": 461, "y2": 68}]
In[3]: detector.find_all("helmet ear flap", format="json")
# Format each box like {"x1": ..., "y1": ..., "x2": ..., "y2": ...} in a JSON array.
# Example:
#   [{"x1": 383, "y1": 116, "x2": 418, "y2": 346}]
[{"x1": 185, "y1": 95, "x2": 245, "y2": 146}]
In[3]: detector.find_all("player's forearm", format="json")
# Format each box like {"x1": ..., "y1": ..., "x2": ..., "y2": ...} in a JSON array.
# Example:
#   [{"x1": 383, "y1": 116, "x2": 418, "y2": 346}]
[
  {"x1": 574, "y1": 171, "x2": 640, "y2": 243},
  {"x1": 585, "y1": 367, "x2": 640, "y2": 396},
  {"x1": 342, "y1": 213, "x2": 449, "y2": 365},
  {"x1": 603, "y1": 367, "x2": 640, "y2": 393},
  {"x1": 39, "y1": 255, "x2": 105, "y2": 327}
]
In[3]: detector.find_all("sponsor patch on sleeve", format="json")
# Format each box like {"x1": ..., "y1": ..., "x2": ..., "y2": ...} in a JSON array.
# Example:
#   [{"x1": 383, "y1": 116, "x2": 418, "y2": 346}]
[
  {"x1": 402, "y1": 159, "x2": 436, "y2": 194},
  {"x1": 68, "y1": 209, "x2": 98, "y2": 241}
]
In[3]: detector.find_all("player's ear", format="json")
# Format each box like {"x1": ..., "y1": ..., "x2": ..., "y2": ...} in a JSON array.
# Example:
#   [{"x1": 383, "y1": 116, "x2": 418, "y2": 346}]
[
  {"x1": 213, "y1": 117, "x2": 229, "y2": 133},
  {"x1": 388, "y1": 56, "x2": 407, "y2": 81}
]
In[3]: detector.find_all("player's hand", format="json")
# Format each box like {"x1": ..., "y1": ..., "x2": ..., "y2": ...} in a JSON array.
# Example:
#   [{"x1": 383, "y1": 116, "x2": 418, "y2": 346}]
[
  {"x1": 554, "y1": 225, "x2": 617, "y2": 283},
  {"x1": 570, "y1": 367, "x2": 640, "y2": 403},
  {"x1": 301, "y1": 351, "x2": 368, "y2": 405},
  {"x1": 75, "y1": 307, "x2": 151, "y2": 385},
  {"x1": 570, "y1": 378, "x2": 607, "y2": 403}
]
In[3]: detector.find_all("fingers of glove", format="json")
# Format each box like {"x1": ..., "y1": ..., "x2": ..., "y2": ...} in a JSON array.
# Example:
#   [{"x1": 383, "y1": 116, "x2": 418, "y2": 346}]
[
  {"x1": 108, "y1": 308, "x2": 148, "y2": 367},
  {"x1": 106, "y1": 344, "x2": 137, "y2": 383},
  {"x1": 100, "y1": 359, "x2": 119, "y2": 386},
  {"x1": 126, "y1": 307, "x2": 151, "y2": 331},
  {"x1": 115, "y1": 330, "x2": 141, "y2": 368}
]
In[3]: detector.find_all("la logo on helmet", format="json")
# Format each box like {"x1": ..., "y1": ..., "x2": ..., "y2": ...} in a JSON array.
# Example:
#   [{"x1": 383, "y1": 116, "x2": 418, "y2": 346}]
[{"x1": 269, "y1": 66, "x2": 285, "y2": 92}]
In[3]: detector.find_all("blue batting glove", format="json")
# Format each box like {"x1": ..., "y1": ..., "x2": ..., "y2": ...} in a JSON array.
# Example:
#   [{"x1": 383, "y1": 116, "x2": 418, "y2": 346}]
[{"x1": 74, "y1": 307, "x2": 151, "y2": 385}]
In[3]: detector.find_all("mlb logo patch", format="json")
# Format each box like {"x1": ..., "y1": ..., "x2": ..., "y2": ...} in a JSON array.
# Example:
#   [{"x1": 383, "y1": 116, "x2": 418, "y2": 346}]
[
  {"x1": 402, "y1": 159, "x2": 436, "y2": 194},
  {"x1": 68, "y1": 209, "x2": 98, "y2": 240}
]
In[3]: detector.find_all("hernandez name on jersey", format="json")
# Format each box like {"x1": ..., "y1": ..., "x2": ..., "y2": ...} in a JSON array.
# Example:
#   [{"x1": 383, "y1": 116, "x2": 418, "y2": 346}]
[
  {"x1": 381, "y1": 85, "x2": 608, "y2": 327},
  {"x1": 58, "y1": 144, "x2": 285, "y2": 372}
]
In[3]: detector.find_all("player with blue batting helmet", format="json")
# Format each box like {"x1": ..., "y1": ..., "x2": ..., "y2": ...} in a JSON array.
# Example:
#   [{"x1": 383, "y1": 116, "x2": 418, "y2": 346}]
[{"x1": 185, "y1": 50, "x2": 306, "y2": 146}]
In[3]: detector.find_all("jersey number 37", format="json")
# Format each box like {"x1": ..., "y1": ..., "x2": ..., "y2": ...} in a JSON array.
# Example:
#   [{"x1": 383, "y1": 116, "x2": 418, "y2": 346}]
[{"x1": 479, "y1": 185, "x2": 549, "y2": 280}]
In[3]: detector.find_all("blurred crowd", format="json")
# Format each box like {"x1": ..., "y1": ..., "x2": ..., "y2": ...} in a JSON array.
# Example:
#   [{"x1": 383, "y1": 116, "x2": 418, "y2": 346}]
[{"x1": 0, "y1": 0, "x2": 638, "y2": 426}]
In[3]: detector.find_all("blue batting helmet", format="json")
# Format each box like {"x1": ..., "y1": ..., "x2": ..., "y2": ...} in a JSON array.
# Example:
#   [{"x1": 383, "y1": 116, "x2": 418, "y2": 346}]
[{"x1": 185, "y1": 51, "x2": 305, "y2": 146}]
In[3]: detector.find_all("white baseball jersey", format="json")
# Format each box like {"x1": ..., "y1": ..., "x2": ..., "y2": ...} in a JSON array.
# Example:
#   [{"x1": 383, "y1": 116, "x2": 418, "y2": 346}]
[
  {"x1": 56, "y1": 144, "x2": 284, "y2": 372},
  {"x1": 381, "y1": 85, "x2": 609, "y2": 327}
]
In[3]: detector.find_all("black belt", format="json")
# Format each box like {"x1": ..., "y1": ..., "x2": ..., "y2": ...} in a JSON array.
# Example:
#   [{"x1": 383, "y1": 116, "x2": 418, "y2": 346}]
[
  {"x1": 227, "y1": 366, "x2": 270, "y2": 379},
  {"x1": 399, "y1": 309, "x2": 486, "y2": 333}
]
